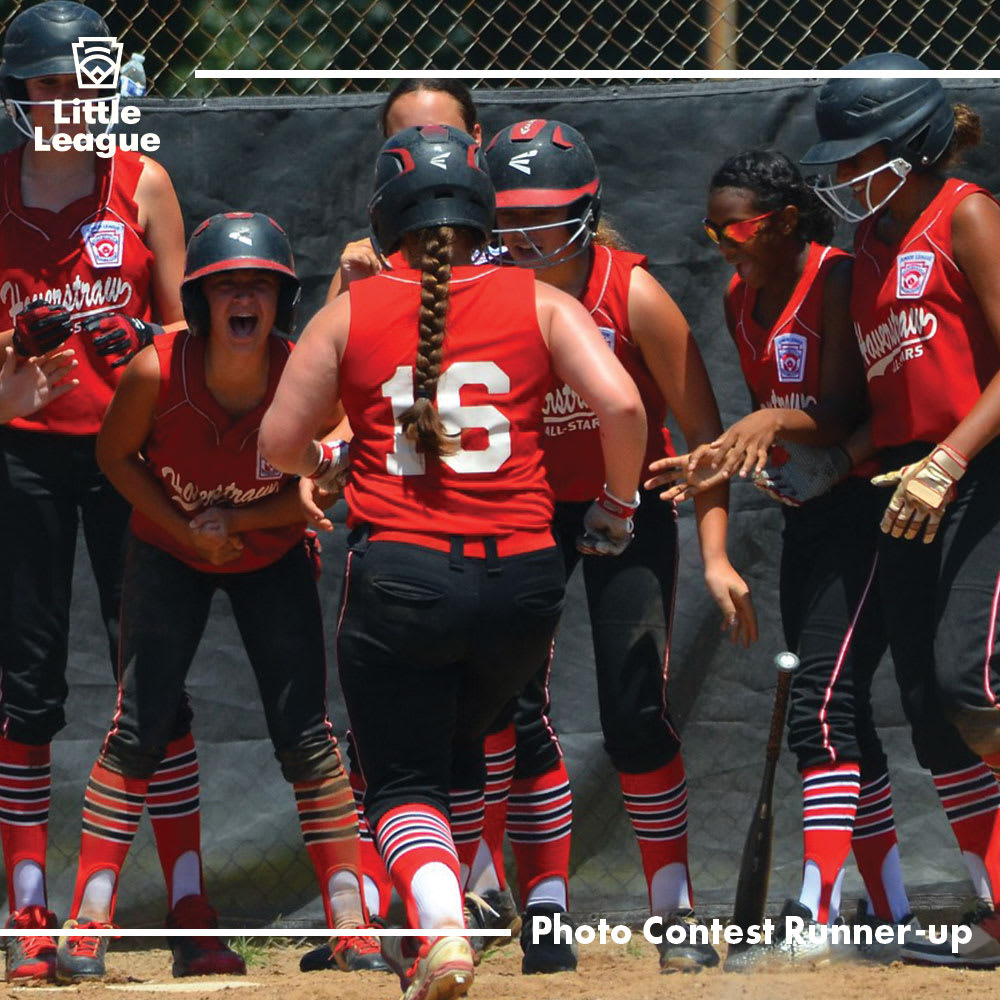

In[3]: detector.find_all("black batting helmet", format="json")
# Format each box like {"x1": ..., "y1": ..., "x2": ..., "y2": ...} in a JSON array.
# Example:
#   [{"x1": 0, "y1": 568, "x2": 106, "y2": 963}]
[
  {"x1": 367, "y1": 124, "x2": 495, "y2": 257},
  {"x1": 801, "y1": 53, "x2": 954, "y2": 169},
  {"x1": 181, "y1": 213, "x2": 301, "y2": 336},
  {"x1": 1, "y1": 1, "x2": 114, "y2": 136}
]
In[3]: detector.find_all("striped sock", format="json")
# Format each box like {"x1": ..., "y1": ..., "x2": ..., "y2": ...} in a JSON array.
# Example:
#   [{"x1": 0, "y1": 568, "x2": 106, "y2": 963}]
[
  {"x1": 349, "y1": 766, "x2": 392, "y2": 918},
  {"x1": 375, "y1": 804, "x2": 463, "y2": 930},
  {"x1": 933, "y1": 762, "x2": 1000, "y2": 904},
  {"x1": 146, "y1": 733, "x2": 202, "y2": 907},
  {"x1": 619, "y1": 755, "x2": 691, "y2": 914},
  {"x1": 0, "y1": 739, "x2": 51, "y2": 911},
  {"x1": 450, "y1": 787, "x2": 485, "y2": 885},
  {"x1": 294, "y1": 761, "x2": 365, "y2": 928},
  {"x1": 851, "y1": 771, "x2": 910, "y2": 921},
  {"x1": 473, "y1": 724, "x2": 516, "y2": 891},
  {"x1": 71, "y1": 761, "x2": 147, "y2": 919},
  {"x1": 800, "y1": 762, "x2": 860, "y2": 923},
  {"x1": 507, "y1": 760, "x2": 572, "y2": 907}
]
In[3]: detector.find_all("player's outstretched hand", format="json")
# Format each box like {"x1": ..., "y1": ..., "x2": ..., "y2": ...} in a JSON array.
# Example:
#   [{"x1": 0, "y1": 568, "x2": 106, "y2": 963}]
[
  {"x1": 298, "y1": 477, "x2": 334, "y2": 531},
  {"x1": 84, "y1": 313, "x2": 162, "y2": 368},
  {"x1": 0, "y1": 345, "x2": 78, "y2": 422},
  {"x1": 645, "y1": 444, "x2": 730, "y2": 502},
  {"x1": 704, "y1": 560, "x2": 758, "y2": 648}
]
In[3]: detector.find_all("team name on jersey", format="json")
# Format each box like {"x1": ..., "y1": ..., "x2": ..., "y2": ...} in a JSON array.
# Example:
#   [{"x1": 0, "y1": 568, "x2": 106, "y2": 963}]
[
  {"x1": 2, "y1": 274, "x2": 134, "y2": 325},
  {"x1": 763, "y1": 388, "x2": 818, "y2": 409},
  {"x1": 541, "y1": 384, "x2": 600, "y2": 436},
  {"x1": 159, "y1": 465, "x2": 281, "y2": 512},
  {"x1": 855, "y1": 306, "x2": 938, "y2": 380}
]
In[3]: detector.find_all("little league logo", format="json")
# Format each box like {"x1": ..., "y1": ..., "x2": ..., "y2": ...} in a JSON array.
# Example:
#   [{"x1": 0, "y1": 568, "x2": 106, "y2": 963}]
[
  {"x1": 257, "y1": 450, "x2": 283, "y2": 481},
  {"x1": 599, "y1": 326, "x2": 616, "y2": 351},
  {"x1": 71, "y1": 37, "x2": 124, "y2": 89},
  {"x1": 773, "y1": 332, "x2": 807, "y2": 383},
  {"x1": 897, "y1": 252, "x2": 935, "y2": 299},
  {"x1": 81, "y1": 221, "x2": 125, "y2": 269}
]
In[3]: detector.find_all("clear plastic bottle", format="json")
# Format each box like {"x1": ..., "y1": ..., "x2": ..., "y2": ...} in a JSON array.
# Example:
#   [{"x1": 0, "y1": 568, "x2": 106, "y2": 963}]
[{"x1": 119, "y1": 53, "x2": 147, "y2": 98}]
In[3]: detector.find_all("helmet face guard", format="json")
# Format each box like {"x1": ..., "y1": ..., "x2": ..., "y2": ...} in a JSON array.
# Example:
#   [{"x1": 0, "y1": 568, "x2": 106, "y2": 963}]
[
  {"x1": 809, "y1": 156, "x2": 912, "y2": 223},
  {"x1": 491, "y1": 204, "x2": 597, "y2": 268}
]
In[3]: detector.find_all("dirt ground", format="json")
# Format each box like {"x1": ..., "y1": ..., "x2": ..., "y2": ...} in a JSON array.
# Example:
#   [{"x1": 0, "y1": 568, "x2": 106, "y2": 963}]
[{"x1": 10, "y1": 936, "x2": 1000, "y2": 1000}]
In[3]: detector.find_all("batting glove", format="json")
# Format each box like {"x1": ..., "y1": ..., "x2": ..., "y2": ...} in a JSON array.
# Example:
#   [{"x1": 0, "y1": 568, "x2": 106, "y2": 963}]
[
  {"x1": 577, "y1": 487, "x2": 639, "y2": 557},
  {"x1": 752, "y1": 440, "x2": 851, "y2": 507},
  {"x1": 871, "y1": 443, "x2": 966, "y2": 544},
  {"x1": 83, "y1": 313, "x2": 162, "y2": 368},
  {"x1": 309, "y1": 439, "x2": 350, "y2": 493},
  {"x1": 12, "y1": 299, "x2": 75, "y2": 358}
]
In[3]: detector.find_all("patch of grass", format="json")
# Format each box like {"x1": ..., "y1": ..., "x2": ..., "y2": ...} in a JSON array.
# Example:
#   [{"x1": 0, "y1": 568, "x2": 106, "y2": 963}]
[
  {"x1": 229, "y1": 935, "x2": 286, "y2": 967},
  {"x1": 626, "y1": 933, "x2": 646, "y2": 959}
]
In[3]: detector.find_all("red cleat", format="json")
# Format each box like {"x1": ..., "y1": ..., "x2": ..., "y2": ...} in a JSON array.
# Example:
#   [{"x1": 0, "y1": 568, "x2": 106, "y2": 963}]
[{"x1": 165, "y1": 894, "x2": 246, "y2": 978}]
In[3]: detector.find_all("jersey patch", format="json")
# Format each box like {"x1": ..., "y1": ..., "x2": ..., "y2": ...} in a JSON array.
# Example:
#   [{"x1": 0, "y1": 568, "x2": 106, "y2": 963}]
[
  {"x1": 598, "y1": 326, "x2": 616, "y2": 351},
  {"x1": 896, "y1": 251, "x2": 934, "y2": 299},
  {"x1": 81, "y1": 220, "x2": 125, "y2": 269},
  {"x1": 256, "y1": 449, "x2": 283, "y2": 481},
  {"x1": 774, "y1": 332, "x2": 807, "y2": 383}
]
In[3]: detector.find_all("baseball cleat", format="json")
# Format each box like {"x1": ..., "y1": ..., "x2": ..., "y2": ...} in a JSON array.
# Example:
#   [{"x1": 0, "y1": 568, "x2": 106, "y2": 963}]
[
  {"x1": 299, "y1": 930, "x2": 392, "y2": 972},
  {"x1": 656, "y1": 909, "x2": 720, "y2": 972},
  {"x1": 519, "y1": 903, "x2": 578, "y2": 974},
  {"x1": 463, "y1": 888, "x2": 521, "y2": 957},
  {"x1": 723, "y1": 899, "x2": 845, "y2": 972},
  {"x1": 401, "y1": 935, "x2": 474, "y2": 1000},
  {"x1": 165, "y1": 894, "x2": 246, "y2": 977},
  {"x1": 4, "y1": 905, "x2": 59, "y2": 983},
  {"x1": 850, "y1": 899, "x2": 921, "y2": 963},
  {"x1": 56, "y1": 918, "x2": 112, "y2": 983},
  {"x1": 900, "y1": 898, "x2": 1000, "y2": 967}
]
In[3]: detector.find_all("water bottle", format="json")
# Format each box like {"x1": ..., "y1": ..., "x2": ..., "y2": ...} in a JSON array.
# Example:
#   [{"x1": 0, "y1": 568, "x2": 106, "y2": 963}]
[{"x1": 119, "y1": 53, "x2": 147, "y2": 98}]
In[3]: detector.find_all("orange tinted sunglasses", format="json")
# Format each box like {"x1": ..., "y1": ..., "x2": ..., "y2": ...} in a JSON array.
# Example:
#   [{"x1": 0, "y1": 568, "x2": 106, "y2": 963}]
[{"x1": 702, "y1": 209, "x2": 778, "y2": 246}]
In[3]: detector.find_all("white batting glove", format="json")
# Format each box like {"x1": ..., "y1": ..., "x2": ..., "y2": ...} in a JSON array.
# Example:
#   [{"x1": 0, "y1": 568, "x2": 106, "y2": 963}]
[
  {"x1": 577, "y1": 487, "x2": 640, "y2": 557},
  {"x1": 752, "y1": 440, "x2": 851, "y2": 506},
  {"x1": 308, "y1": 439, "x2": 351, "y2": 493},
  {"x1": 871, "y1": 443, "x2": 966, "y2": 544}
]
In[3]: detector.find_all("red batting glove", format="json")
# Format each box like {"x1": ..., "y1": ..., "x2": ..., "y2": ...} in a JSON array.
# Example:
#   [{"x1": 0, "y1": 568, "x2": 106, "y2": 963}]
[
  {"x1": 13, "y1": 299, "x2": 75, "y2": 358},
  {"x1": 82, "y1": 313, "x2": 162, "y2": 368}
]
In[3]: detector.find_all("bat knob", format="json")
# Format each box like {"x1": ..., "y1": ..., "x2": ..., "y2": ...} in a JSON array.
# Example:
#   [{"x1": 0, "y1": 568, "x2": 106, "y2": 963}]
[{"x1": 774, "y1": 651, "x2": 799, "y2": 673}]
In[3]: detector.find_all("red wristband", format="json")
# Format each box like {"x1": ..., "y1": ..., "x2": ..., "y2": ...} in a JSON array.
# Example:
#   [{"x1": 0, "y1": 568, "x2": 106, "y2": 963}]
[
  {"x1": 596, "y1": 486, "x2": 640, "y2": 520},
  {"x1": 309, "y1": 439, "x2": 348, "y2": 480}
]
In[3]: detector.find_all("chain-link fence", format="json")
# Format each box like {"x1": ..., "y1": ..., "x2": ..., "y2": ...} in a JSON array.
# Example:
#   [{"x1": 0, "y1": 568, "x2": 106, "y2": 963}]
[{"x1": 3, "y1": 0, "x2": 1000, "y2": 97}]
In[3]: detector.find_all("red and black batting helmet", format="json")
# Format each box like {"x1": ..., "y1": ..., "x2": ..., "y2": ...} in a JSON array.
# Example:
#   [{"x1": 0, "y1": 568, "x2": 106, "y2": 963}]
[
  {"x1": 485, "y1": 119, "x2": 601, "y2": 267},
  {"x1": 181, "y1": 212, "x2": 301, "y2": 336},
  {"x1": 368, "y1": 124, "x2": 495, "y2": 258}
]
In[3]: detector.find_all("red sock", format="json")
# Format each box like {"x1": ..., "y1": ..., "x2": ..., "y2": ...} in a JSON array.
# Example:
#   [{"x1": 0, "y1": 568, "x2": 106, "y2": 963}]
[
  {"x1": 375, "y1": 804, "x2": 461, "y2": 930},
  {"x1": 349, "y1": 766, "x2": 392, "y2": 918},
  {"x1": 0, "y1": 738, "x2": 51, "y2": 912},
  {"x1": 619, "y1": 755, "x2": 691, "y2": 912},
  {"x1": 801, "y1": 763, "x2": 860, "y2": 922},
  {"x1": 852, "y1": 771, "x2": 905, "y2": 921},
  {"x1": 450, "y1": 788, "x2": 485, "y2": 882},
  {"x1": 481, "y1": 724, "x2": 516, "y2": 890},
  {"x1": 935, "y1": 761, "x2": 1000, "y2": 904},
  {"x1": 507, "y1": 759, "x2": 572, "y2": 905},
  {"x1": 71, "y1": 761, "x2": 147, "y2": 919},
  {"x1": 294, "y1": 760, "x2": 364, "y2": 928},
  {"x1": 146, "y1": 733, "x2": 202, "y2": 906}
]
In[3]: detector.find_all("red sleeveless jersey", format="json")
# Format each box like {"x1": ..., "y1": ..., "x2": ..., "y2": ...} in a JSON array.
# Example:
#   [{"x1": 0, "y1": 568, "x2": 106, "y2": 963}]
[
  {"x1": 542, "y1": 245, "x2": 673, "y2": 501},
  {"x1": 852, "y1": 178, "x2": 1000, "y2": 448},
  {"x1": 130, "y1": 330, "x2": 304, "y2": 573},
  {"x1": 342, "y1": 265, "x2": 554, "y2": 555},
  {"x1": 0, "y1": 147, "x2": 155, "y2": 435}
]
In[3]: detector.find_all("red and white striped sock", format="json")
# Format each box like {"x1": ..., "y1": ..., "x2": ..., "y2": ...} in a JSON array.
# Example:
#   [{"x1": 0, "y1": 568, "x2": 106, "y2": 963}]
[
  {"x1": 471, "y1": 724, "x2": 516, "y2": 892},
  {"x1": 800, "y1": 762, "x2": 860, "y2": 923},
  {"x1": 146, "y1": 733, "x2": 203, "y2": 908},
  {"x1": 619, "y1": 755, "x2": 691, "y2": 914},
  {"x1": 71, "y1": 761, "x2": 147, "y2": 920},
  {"x1": 450, "y1": 787, "x2": 485, "y2": 887},
  {"x1": 851, "y1": 771, "x2": 910, "y2": 922},
  {"x1": 294, "y1": 763, "x2": 365, "y2": 928},
  {"x1": 375, "y1": 804, "x2": 464, "y2": 931},
  {"x1": 0, "y1": 738, "x2": 51, "y2": 912},
  {"x1": 933, "y1": 761, "x2": 1000, "y2": 904},
  {"x1": 349, "y1": 766, "x2": 392, "y2": 918},
  {"x1": 507, "y1": 760, "x2": 572, "y2": 908}
]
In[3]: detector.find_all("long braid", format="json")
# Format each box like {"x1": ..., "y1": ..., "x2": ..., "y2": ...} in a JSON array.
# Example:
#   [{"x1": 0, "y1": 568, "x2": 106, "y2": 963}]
[{"x1": 399, "y1": 225, "x2": 460, "y2": 458}]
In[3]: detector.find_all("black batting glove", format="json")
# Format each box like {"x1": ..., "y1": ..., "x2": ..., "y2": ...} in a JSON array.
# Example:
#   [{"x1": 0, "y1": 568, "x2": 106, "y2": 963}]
[
  {"x1": 12, "y1": 299, "x2": 75, "y2": 358},
  {"x1": 83, "y1": 313, "x2": 163, "y2": 368}
]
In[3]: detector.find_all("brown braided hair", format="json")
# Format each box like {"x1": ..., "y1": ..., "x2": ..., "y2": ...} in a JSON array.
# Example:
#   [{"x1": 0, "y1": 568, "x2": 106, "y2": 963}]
[{"x1": 398, "y1": 225, "x2": 461, "y2": 458}]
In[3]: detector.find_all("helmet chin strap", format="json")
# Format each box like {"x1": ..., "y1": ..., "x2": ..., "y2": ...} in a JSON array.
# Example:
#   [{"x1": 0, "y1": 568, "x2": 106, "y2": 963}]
[
  {"x1": 4, "y1": 96, "x2": 119, "y2": 141},
  {"x1": 809, "y1": 157, "x2": 912, "y2": 223}
]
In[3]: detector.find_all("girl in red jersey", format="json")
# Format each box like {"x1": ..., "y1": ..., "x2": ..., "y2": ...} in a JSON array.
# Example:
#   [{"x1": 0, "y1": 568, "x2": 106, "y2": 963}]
[
  {"x1": 484, "y1": 119, "x2": 757, "y2": 975},
  {"x1": 54, "y1": 212, "x2": 377, "y2": 983},
  {"x1": 0, "y1": 3, "x2": 208, "y2": 984},
  {"x1": 260, "y1": 124, "x2": 647, "y2": 1000},
  {"x1": 799, "y1": 54, "x2": 1000, "y2": 966},
  {"x1": 652, "y1": 149, "x2": 918, "y2": 967}
]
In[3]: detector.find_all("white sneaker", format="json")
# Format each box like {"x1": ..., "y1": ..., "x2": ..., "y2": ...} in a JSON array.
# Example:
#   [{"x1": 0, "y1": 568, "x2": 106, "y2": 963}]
[
  {"x1": 850, "y1": 900, "x2": 922, "y2": 963},
  {"x1": 900, "y1": 899, "x2": 1000, "y2": 968},
  {"x1": 725, "y1": 900, "x2": 839, "y2": 972},
  {"x1": 402, "y1": 935, "x2": 475, "y2": 1000}
]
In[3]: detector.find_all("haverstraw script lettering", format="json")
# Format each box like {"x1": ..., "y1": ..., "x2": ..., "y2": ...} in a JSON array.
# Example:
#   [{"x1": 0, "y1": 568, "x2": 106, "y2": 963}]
[
  {"x1": 855, "y1": 306, "x2": 937, "y2": 380},
  {"x1": 2, "y1": 275, "x2": 134, "y2": 325},
  {"x1": 160, "y1": 466, "x2": 281, "y2": 512}
]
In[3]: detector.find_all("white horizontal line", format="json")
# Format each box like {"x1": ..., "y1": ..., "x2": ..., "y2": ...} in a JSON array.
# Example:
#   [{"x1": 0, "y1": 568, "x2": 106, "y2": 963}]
[
  {"x1": 193, "y1": 69, "x2": 999, "y2": 80},
  {"x1": 0, "y1": 928, "x2": 511, "y2": 938}
]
